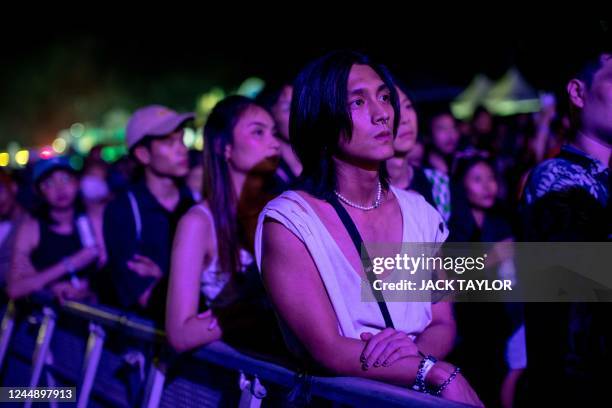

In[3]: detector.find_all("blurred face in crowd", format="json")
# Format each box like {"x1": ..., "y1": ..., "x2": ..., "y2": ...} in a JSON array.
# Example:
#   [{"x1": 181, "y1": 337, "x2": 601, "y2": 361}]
[
  {"x1": 81, "y1": 162, "x2": 110, "y2": 203},
  {"x1": 393, "y1": 88, "x2": 418, "y2": 154},
  {"x1": 431, "y1": 113, "x2": 460, "y2": 155},
  {"x1": 38, "y1": 170, "x2": 79, "y2": 211},
  {"x1": 225, "y1": 105, "x2": 281, "y2": 174},
  {"x1": 0, "y1": 178, "x2": 17, "y2": 220},
  {"x1": 338, "y1": 64, "x2": 395, "y2": 167},
  {"x1": 463, "y1": 161, "x2": 498, "y2": 210},
  {"x1": 406, "y1": 141, "x2": 425, "y2": 168},
  {"x1": 271, "y1": 85, "x2": 293, "y2": 142},
  {"x1": 473, "y1": 109, "x2": 493, "y2": 135},
  {"x1": 568, "y1": 53, "x2": 612, "y2": 145},
  {"x1": 136, "y1": 130, "x2": 189, "y2": 178}
]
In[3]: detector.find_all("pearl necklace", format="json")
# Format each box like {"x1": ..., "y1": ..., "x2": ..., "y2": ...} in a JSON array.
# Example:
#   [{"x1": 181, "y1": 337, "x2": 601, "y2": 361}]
[{"x1": 334, "y1": 182, "x2": 382, "y2": 211}]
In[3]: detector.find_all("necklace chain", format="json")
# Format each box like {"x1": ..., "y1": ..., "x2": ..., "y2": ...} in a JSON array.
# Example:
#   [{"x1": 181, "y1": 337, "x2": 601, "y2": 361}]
[{"x1": 334, "y1": 182, "x2": 382, "y2": 211}]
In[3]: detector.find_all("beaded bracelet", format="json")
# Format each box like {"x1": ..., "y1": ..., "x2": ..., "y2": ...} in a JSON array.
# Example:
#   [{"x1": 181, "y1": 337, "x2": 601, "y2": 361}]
[
  {"x1": 434, "y1": 366, "x2": 461, "y2": 396},
  {"x1": 412, "y1": 355, "x2": 437, "y2": 393}
]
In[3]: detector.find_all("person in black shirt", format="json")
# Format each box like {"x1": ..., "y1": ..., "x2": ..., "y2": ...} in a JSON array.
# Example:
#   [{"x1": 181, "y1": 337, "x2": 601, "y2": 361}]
[
  {"x1": 385, "y1": 81, "x2": 438, "y2": 210},
  {"x1": 448, "y1": 155, "x2": 513, "y2": 243},
  {"x1": 447, "y1": 154, "x2": 522, "y2": 407},
  {"x1": 518, "y1": 49, "x2": 612, "y2": 406},
  {"x1": 8, "y1": 157, "x2": 100, "y2": 303}
]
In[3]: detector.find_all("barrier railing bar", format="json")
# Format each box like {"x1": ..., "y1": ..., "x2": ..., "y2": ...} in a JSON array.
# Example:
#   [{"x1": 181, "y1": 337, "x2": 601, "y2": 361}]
[
  {"x1": 12, "y1": 298, "x2": 470, "y2": 408},
  {"x1": 77, "y1": 322, "x2": 106, "y2": 408},
  {"x1": 25, "y1": 306, "x2": 57, "y2": 408},
  {"x1": 0, "y1": 301, "x2": 16, "y2": 371},
  {"x1": 141, "y1": 357, "x2": 166, "y2": 408}
]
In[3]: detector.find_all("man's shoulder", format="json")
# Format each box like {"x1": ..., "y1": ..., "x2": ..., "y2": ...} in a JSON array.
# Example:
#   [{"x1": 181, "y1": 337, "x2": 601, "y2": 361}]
[
  {"x1": 524, "y1": 157, "x2": 587, "y2": 203},
  {"x1": 531, "y1": 156, "x2": 578, "y2": 175}
]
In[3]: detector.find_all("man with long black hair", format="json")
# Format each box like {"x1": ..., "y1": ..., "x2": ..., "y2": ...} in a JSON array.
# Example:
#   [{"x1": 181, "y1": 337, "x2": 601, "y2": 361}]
[{"x1": 256, "y1": 50, "x2": 482, "y2": 406}]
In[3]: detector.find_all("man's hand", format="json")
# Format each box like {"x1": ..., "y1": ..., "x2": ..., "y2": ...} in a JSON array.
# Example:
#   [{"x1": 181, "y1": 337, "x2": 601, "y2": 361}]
[
  {"x1": 129, "y1": 255, "x2": 163, "y2": 308},
  {"x1": 50, "y1": 279, "x2": 92, "y2": 304},
  {"x1": 359, "y1": 328, "x2": 420, "y2": 368},
  {"x1": 127, "y1": 254, "x2": 163, "y2": 279},
  {"x1": 196, "y1": 309, "x2": 219, "y2": 330}
]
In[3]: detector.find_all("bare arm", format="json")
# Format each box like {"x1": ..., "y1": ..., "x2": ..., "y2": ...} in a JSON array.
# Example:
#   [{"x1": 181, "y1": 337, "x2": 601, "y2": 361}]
[
  {"x1": 166, "y1": 206, "x2": 221, "y2": 352},
  {"x1": 261, "y1": 218, "x2": 425, "y2": 383},
  {"x1": 415, "y1": 301, "x2": 456, "y2": 360},
  {"x1": 261, "y1": 218, "x2": 482, "y2": 405},
  {"x1": 414, "y1": 245, "x2": 456, "y2": 360},
  {"x1": 7, "y1": 217, "x2": 67, "y2": 299}
]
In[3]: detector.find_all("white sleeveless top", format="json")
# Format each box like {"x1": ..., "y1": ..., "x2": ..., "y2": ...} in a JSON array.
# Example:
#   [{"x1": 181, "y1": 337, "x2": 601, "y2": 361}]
[
  {"x1": 254, "y1": 186, "x2": 449, "y2": 341},
  {"x1": 194, "y1": 204, "x2": 254, "y2": 307}
]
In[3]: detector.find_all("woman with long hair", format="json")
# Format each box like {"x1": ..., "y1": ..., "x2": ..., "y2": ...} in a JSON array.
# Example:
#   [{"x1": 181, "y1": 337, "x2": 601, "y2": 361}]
[{"x1": 166, "y1": 96, "x2": 281, "y2": 352}]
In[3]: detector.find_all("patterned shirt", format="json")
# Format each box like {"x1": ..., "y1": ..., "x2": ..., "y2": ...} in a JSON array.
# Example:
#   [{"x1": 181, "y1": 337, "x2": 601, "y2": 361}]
[
  {"x1": 523, "y1": 144, "x2": 609, "y2": 207},
  {"x1": 424, "y1": 168, "x2": 451, "y2": 222}
]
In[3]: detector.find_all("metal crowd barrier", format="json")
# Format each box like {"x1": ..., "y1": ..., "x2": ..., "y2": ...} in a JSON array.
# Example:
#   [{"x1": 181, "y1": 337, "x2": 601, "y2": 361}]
[{"x1": 0, "y1": 299, "x2": 470, "y2": 407}]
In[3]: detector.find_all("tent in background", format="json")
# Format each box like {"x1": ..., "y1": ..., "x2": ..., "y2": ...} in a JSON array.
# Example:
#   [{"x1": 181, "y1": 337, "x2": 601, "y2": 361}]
[{"x1": 451, "y1": 68, "x2": 541, "y2": 119}]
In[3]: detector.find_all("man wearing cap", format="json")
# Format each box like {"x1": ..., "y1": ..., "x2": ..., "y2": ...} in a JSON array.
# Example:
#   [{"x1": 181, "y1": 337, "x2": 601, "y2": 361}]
[{"x1": 102, "y1": 105, "x2": 194, "y2": 321}]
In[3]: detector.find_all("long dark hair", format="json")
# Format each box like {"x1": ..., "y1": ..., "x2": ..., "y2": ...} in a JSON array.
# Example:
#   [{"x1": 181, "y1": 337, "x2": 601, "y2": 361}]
[
  {"x1": 289, "y1": 50, "x2": 400, "y2": 200},
  {"x1": 202, "y1": 95, "x2": 265, "y2": 276},
  {"x1": 387, "y1": 70, "x2": 422, "y2": 142},
  {"x1": 452, "y1": 153, "x2": 496, "y2": 188}
]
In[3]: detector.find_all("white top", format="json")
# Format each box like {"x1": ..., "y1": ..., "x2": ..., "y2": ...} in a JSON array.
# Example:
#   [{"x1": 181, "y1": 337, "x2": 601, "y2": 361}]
[
  {"x1": 255, "y1": 186, "x2": 449, "y2": 342},
  {"x1": 194, "y1": 204, "x2": 253, "y2": 307}
]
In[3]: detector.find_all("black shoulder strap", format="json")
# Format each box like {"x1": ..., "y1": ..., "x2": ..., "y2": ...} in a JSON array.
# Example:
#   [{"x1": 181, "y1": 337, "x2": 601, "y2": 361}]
[{"x1": 328, "y1": 196, "x2": 395, "y2": 329}]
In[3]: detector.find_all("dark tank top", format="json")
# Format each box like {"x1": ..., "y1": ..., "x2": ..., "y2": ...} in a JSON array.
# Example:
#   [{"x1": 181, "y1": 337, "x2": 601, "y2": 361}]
[{"x1": 30, "y1": 219, "x2": 95, "y2": 279}]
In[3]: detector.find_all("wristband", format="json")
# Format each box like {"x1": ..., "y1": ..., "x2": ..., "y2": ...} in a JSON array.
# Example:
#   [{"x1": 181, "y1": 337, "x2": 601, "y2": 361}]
[{"x1": 412, "y1": 355, "x2": 437, "y2": 393}]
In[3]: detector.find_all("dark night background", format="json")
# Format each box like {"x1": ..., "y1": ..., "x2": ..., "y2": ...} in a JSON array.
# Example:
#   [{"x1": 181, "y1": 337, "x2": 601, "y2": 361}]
[{"x1": 1, "y1": 15, "x2": 610, "y2": 149}]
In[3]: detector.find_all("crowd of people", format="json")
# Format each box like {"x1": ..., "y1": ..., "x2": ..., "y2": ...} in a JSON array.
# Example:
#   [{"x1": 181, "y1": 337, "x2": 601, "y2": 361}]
[{"x1": 0, "y1": 47, "x2": 610, "y2": 407}]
